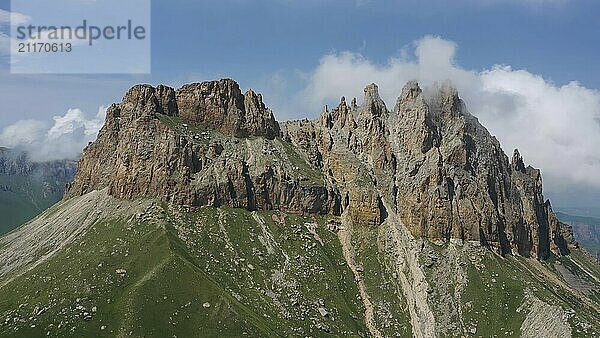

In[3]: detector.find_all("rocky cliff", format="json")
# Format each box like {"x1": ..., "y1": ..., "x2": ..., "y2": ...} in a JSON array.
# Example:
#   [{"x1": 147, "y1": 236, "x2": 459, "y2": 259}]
[
  {"x1": 66, "y1": 79, "x2": 576, "y2": 259},
  {"x1": 283, "y1": 81, "x2": 577, "y2": 259},
  {"x1": 66, "y1": 79, "x2": 340, "y2": 215}
]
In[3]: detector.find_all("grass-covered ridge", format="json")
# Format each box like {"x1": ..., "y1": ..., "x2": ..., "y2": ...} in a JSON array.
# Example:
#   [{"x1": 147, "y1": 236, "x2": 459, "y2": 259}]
[
  {"x1": 0, "y1": 190, "x2": 599, "y2": 337},
  {"x1": 0, "y1": 199, "x2": 367, "y2": 337}
]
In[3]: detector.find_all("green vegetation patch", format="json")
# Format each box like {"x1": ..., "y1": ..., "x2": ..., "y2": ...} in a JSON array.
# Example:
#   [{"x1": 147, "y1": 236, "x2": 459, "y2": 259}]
[
  {"x1": 352, "y1": 224, "x2": 413, "y2": 336},
  {"x1": 462, "y1": 254, "x2": 526, "y2": 337},
  {"x1": 0, "y1": 204, "x2": 369, "y2": 337},
  {"x1": 0, "y1": 175, "x2": 64, "y2": 235}
]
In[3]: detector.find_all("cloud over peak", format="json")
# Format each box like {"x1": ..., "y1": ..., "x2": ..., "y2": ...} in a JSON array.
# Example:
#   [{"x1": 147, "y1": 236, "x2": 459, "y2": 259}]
[{"x1": 297, "y1": 35, "x2": 600, "y2": 197}]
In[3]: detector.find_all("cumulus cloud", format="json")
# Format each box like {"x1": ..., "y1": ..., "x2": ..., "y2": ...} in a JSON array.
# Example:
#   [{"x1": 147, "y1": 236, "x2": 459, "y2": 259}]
[
  {"x1": 297, "y1": 35, "x2": 600, "y2": 199},
  {"x1": 298, "y1": 36, "x2": 472, "y2": 112},
  {"x1": 0, "y1": 107, "x2": 107, "y2": 162}
]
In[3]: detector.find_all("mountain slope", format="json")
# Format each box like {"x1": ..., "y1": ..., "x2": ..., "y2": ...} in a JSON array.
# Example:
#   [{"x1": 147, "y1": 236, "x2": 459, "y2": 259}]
[
  {"x1": 0, "y1": 191, "x2": 369, "y2": 337},
  {"x1": 1, "y1": 79, "x2": 598, "y2": 337},
  {"x1": 1, "y1": 190, "x2": 598, "y2": 337},
  {"x1": 557, "y1": 212, "x2": 600, "y2": 254},
  {"x1": 0, "y1": 148, "x2": 76, "y2": 235}
]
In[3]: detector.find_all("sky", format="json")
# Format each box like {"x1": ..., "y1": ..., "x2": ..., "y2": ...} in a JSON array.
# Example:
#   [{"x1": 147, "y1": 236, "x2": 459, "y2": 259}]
[{"x1": 0, "y1": 0, "x2": 599, "y2": 209}]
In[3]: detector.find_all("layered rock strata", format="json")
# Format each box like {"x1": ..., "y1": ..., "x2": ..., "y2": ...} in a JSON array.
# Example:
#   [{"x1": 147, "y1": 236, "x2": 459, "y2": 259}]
[{"x1": 67, "y1": 79, "x2": 577, "y2": 259}]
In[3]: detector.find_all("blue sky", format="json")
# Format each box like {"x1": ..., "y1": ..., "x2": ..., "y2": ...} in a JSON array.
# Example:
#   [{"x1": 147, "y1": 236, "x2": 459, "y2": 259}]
[
  {"x1": 1, "y1": 0, "x2": 600, "y2": 208},
  {"x1": 150, "y1": 0, "x2": 600, "y2": 89},
  {"x1": 1, "y1": 0, "x2": 599, "y2": 121}
]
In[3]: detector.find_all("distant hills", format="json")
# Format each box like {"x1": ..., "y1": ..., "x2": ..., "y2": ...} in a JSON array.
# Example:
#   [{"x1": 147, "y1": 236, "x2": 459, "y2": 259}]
[
  {"x1": 0, "y1": 147, "x2": 76, "y2": 235},
  {"x1": 557, "y1": 211, "x2": 600, "y2": 255}
]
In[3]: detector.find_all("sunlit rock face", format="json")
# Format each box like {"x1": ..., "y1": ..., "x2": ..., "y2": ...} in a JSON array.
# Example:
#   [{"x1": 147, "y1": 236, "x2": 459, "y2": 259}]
[{"x1": 67, "y1": 79, "x2": 576, "y2": 259}]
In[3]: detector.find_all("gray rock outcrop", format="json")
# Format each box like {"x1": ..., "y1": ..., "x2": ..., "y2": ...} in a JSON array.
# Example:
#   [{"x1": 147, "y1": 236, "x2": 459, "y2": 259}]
[{"x1": 66, "y1": 79, "x2": 577, "y2": 259}]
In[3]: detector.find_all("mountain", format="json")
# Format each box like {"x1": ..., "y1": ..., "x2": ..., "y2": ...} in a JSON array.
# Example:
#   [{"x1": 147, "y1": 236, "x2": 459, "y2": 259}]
[
  {"x1": 557, "y1": 212, "x2": 600, "y2": 255},
  {"x1": 65, "y1": 80, "x2": 577, "y2": 259},
  {"x1": 0, "y1": 79, "x2": 598, "y2": 337},
  {"x1": 0, "y1": 148, "x2": 76, "y2": 235},
  {"x1": 559, "y1": 207, "x2": 600, "y2": 219}
]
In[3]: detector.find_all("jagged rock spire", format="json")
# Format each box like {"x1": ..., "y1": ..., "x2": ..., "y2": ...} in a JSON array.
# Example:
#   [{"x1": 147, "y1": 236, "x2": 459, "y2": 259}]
[
  {"x1": 243, "y1": 89, "x2": 280, "y2": 139},
  {"x1": 362, "y1": 83, "x2": 387, "y2": 117},
  {"x1": 328, "y1": 95, "x2": 356, "y2": 130},
  {"x1": 512, "y1": 149, "x2": 526, "y2": 172},
  {"x1": 364, "y1": 83, "x2": 379, "y2": 101},
  {"x1": 440, "y1": 81, "x2": 459, "y2": 105},
  {"x1": 399, "y1": 81, "x2": 422, "y2": 103},
  {"x1": 319, "y1": 105, "x2": 333, "y2": 129}
]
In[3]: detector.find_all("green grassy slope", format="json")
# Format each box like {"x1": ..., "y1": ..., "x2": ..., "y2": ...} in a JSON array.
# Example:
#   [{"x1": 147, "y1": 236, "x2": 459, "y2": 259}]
[
  {"x1": 0, "y1": 175, "x2": 64, "y2": 235},
  {"x1": 0, "y1": 203, "x2": 367, "y2": 337},
  {"x1": 458, "y1": 251, "x2": 600, "y2": 337},
  {"x1": 1, "y1": 193, "x2": 599, "y2": 337},
  {"x1": 350, "y1": 224, "x2": 413, "y2": 336}
]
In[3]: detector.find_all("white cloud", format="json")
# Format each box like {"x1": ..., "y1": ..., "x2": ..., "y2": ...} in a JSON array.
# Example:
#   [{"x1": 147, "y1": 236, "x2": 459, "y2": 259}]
[
  {"x1": 47, "y1": 107, "x2": 105, "y2": 141},
  {"x1": 298, "y1": 36, "x2": 476, "y2": 111},
  {"x1": 0, "y1": 120, "x2": 48, "y2": 147},
  {"x1": 296, "y1": 35, "x2": 600, "y2": 196},
  {"x1": 0, "y1": 107, "x2": 107, "y2": 162},
  {"x1": 0, "y1": 9, "x2": 31, "y2": 26}
]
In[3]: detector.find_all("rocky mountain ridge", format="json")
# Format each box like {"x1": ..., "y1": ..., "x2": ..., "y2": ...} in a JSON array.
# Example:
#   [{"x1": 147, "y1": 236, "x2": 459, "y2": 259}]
[
  {"x1": 66, "y1": 79, "x2": 577, "y2": 260},
  {"x1": 66, "y1": 80, "x2": 339, "y2": 215},
  {"x1": 0, "y1": 148, "x2": 76, "y2": 180},
  {"x1": 557, "y1": 212, "x2": 600, "y2": 254},
  {"x1": 1, "y1": 79, "x2": 598, "y2": 337}
]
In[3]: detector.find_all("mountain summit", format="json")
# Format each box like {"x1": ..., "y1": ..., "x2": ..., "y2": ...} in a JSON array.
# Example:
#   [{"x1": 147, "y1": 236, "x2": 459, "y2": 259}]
[
  {"x1": 1, "y1": 79, "x2": 597, "y2": 337},
  {"x1": 67, "y1": 79, "x2": 576, "y2": 260}
]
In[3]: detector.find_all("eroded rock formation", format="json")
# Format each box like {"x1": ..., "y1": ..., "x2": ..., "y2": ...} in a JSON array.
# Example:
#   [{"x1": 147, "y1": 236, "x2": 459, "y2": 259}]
[
  {"x1": 66, "y1": 79, "x2": 577, "y2": 259},
  {"x1": 66, "y1": 79, "x2": 339, "y2": 216},
  {"x1": 283, "y1": 81, "x2": 577, "y2": 259}
]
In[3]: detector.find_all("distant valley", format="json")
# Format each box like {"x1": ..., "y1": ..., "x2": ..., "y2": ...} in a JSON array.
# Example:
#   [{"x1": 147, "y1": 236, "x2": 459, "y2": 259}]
[
  {"x1": 557, "y1": 212, "x2": 600, "y2": 256},
  {"x1": 0, "y1": 148, "x2": 76, "y2": 235}
]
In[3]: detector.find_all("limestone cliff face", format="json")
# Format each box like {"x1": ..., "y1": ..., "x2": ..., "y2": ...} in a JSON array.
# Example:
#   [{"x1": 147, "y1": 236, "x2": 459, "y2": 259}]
[
  {"x1": 66, "y1": 79, "x2": 340, "y2": 215},
  {"x1": 175, "y1": 80, "x2": 280, "y2": 139},
  {"x1": 67, "y1": 79, "x2": 576, "y2": 259},
  {"x1": 283, "y1": 81, "x2": 577, "y2": 259}
]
